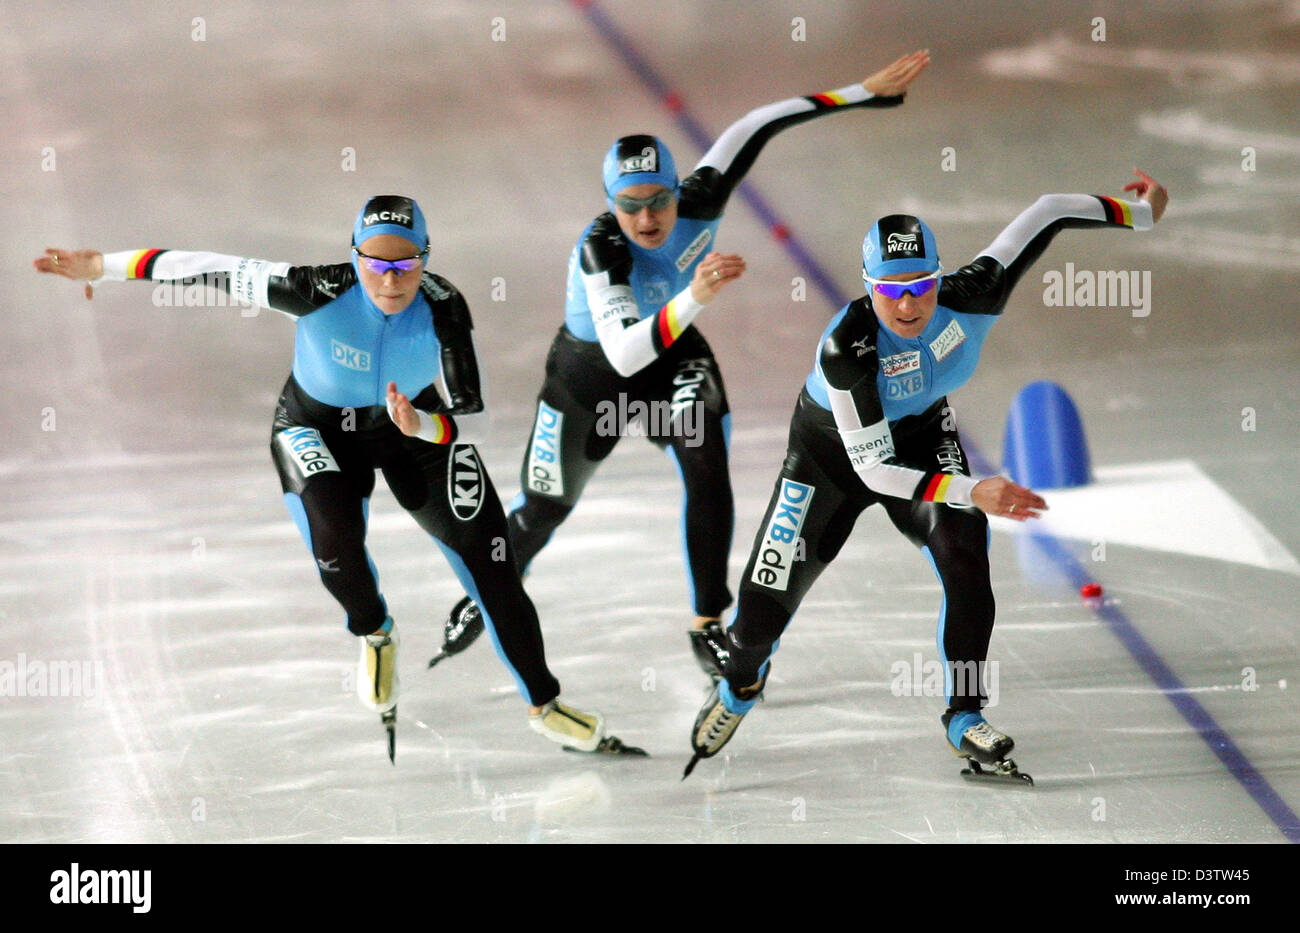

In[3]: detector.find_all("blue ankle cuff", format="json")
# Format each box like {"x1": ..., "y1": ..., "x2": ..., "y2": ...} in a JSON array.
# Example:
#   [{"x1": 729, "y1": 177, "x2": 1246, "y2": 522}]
[
  {"x1": 946, "y1": 711, "x2": 984, "y2": 749},
  {"x1": 720, "y1": 678, "x2": 760, "y2": 714}
]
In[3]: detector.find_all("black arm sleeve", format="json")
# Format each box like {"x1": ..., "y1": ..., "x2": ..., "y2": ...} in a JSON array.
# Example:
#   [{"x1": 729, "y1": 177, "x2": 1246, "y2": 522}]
[
  {"x1": 264, "y1": 263, "x2": 358, "y2": 318},
  {"x1": 421, "y1": 273, "x2": 483, "y2": 416},
  {"x1": 578, "y1": 214, "x2": 635, "y2": 285},
  {"x1": 680, "y1": 93, "x2": 905, "y2": 220}
]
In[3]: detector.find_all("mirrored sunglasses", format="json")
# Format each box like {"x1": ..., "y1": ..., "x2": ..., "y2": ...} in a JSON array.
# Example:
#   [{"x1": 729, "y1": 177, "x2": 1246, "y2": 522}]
[
  {"x1": 353, "y1": 246, "x2": 429, "y2": 276},
  {"x1": 862, "y1": 269, "x2": 941, "y2": 300},
  {"x1": 613, "y1": 189, "x2": 676, "y2": 213}
]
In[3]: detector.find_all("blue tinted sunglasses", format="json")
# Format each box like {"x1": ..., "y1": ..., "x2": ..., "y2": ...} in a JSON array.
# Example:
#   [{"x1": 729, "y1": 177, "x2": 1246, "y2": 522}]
[
  {"x1": 613, "y1": 189, "x2": 676, "y2": 213},
  {"x1": 863, "y1": 269, "x2": 941, "y2": 300},
  {"x1": 353, "y1": 246, "x2": 429, "y2": 276}
]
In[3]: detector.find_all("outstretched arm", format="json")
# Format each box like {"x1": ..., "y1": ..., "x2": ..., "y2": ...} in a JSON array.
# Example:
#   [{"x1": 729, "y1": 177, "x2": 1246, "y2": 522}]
[
  {"x1": 687, "y1": 50, "x2": 930, "y2": 211},
  {"x1": 33, "y1": 246, "x2": 349, "y2": 318},
  {"x1": 940, "y1": 170, "x2": 1170, "y2": 316}
]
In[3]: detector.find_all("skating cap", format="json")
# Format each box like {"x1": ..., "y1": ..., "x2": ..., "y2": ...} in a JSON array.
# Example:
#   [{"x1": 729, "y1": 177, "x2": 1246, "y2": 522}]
[
  {"x1": 602, "y1": 135, "x2": 678, "y2": 198},
  {"x1": 353, "y1": 195, "x2": 428, "y2": 249},
  {"x1": 862, "y1": 214, "x2": 939, "y2": 279}
]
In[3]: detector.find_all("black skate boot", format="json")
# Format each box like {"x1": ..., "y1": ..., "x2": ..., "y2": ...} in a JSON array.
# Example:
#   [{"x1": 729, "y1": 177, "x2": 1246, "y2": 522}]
[
  {"x1": 428, "y1": 596, "x2": 485, "y2": 669},
  {"x1": 688, "y1": 620, "x2": 729, "y2": 683},
  {"x1": 682, "y1": 671, "x2": 766, "y2": 779},
  {"x1": 942, "y1": 709, "x2": 1033, "y2": 786}
]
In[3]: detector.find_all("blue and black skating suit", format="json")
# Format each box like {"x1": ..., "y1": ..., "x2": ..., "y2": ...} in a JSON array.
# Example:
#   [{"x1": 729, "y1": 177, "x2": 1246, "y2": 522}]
[
  {"x1": 508, "y1": 82, "x2": 908, "y2": 619},
  {"x1": 724, "y1": 193, "x2": 1154, "y2": 713},
  {"x1": 97, "y1": 248, "x2": 561, "y2": 706}
]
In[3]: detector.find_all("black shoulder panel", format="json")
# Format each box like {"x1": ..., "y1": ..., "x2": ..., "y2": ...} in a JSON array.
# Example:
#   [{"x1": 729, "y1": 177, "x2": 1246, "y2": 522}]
[
  {"x1": 677, "y1": 167, "x2": 726, "y2": 221},
  {"x1": 266, "y1": 263, "x2": 357, "y2": 318},
  {"x1": 422, "y1": 273, "x2": 483, "y2": 416},
  {"x1": 937, "y1": 257, "x2": 1007, "y2": 317},
  {"x1": 579, "y1": 213, "x2": 633, "y2": 282}
]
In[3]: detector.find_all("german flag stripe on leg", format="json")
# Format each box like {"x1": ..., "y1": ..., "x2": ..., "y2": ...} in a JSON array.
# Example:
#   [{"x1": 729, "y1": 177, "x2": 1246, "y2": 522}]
[
  {"x1": 922, "y1": 473, "x2": 953, "y2": 503},
  {"x1": 652, "y1": 297, "x2": 686, "y2": 354},
  {"x1": 1097, "y1": 196, "x2": 1133, "y2": 228},
  {"x1": 127, "y1": 249, "x2": 165, "y2": 279}
]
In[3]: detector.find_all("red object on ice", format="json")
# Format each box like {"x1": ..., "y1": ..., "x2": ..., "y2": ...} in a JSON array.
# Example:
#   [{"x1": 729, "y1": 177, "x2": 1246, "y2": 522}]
[{"x1": 1080, "y1": 583, "x2": 1103, "y2": 599}]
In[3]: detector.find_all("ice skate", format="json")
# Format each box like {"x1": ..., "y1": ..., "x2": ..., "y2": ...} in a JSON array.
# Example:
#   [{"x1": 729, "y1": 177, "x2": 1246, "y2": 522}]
[
  {"x1": 357, "y1": 619, "x2": 399, "y2": 763},
  {"x1": 357, "y1": 620, "x2": 399, "y2": 712},
  {"x1": 428, "y1": 595, "x2": 485, "y2": 669},
  {"x1": 688, "y1": 619, "x2": 729, "y2": 683},
  {"x1": 528, "y1": 699, "x2": 647, "y2": 756},
  {"x1": 682, "y1": 676, "x2": 763, "y2": 778},
  {"x1": 942, "y1": 709, "x2": 1033, "y2": 786}
]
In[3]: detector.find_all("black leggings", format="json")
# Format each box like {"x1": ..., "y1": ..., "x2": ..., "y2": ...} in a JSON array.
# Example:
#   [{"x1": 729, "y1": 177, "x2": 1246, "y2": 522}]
[
  {"x1": 727, "y1": 392, "x2": 994, "y2": 712},
  {"x1": 508, "y1": 326, "x2": 735, "y2": 617},
  {"x1": 270, "y1": 401, "x2": 560, "y2": 707}
]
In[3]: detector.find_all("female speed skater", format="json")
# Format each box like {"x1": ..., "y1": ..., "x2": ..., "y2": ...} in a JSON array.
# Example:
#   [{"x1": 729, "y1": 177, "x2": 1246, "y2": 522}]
[
  {"x1": 439, "y1": 51, "x2": 933, "y2": 684},
  {"x1": 684, "y1": 170, "x2": 1170, "y2": 781},
  {"x1": 33, "y1": 195, "x2": 643, "y2": 762}
]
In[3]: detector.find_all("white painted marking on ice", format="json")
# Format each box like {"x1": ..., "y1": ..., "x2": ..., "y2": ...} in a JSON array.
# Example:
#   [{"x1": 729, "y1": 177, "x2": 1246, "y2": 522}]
[
  {"x1": 981, "y1": 34, "x2": 1300, "y2": 90},
  {"x1": 1138, "y1": 109, "x2": 1300, "y2": 157},
  {"x1": 990, "y1": 459, "x2": 1300, "y2": 573}
]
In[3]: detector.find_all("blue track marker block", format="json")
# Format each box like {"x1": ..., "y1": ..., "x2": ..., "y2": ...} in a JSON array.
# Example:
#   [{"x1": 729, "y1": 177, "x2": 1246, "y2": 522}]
[{"x1": 1002, "y1": 381, "x2": 1092, "y2": 488}]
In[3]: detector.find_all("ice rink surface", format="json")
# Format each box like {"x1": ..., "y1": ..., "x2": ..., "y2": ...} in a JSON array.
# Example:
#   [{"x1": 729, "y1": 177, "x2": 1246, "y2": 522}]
[{"x1": 2, "y1": 0, "x2": 1298, "y2": 855}]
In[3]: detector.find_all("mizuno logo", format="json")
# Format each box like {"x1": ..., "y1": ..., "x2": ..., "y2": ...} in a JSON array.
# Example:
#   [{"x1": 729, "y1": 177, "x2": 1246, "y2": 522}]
[{"x1": 851, "y1": 336, "x2": 875, "y2": 357}]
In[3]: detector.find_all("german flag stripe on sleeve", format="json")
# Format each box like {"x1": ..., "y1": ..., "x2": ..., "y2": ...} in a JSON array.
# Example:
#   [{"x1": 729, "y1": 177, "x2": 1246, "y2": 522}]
[
  {"x1": 127, "y1": 249, "x2": 165, "y2": 280},
  {"x1": 922, "y1": 473, "x2": 953, "y2": 502},
  {"x1": 654, "y1": 297, "x2": 686, "y2": 353},
  {"x1": 432, "y1": 414, "x2": 455, "y2": 444},
  {"x1": 1097, "y1": 196, "x2": 1133, "y2": 228},
  {"x1": 810, "y1": 91, "x2": 849, "y2": 108}
]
